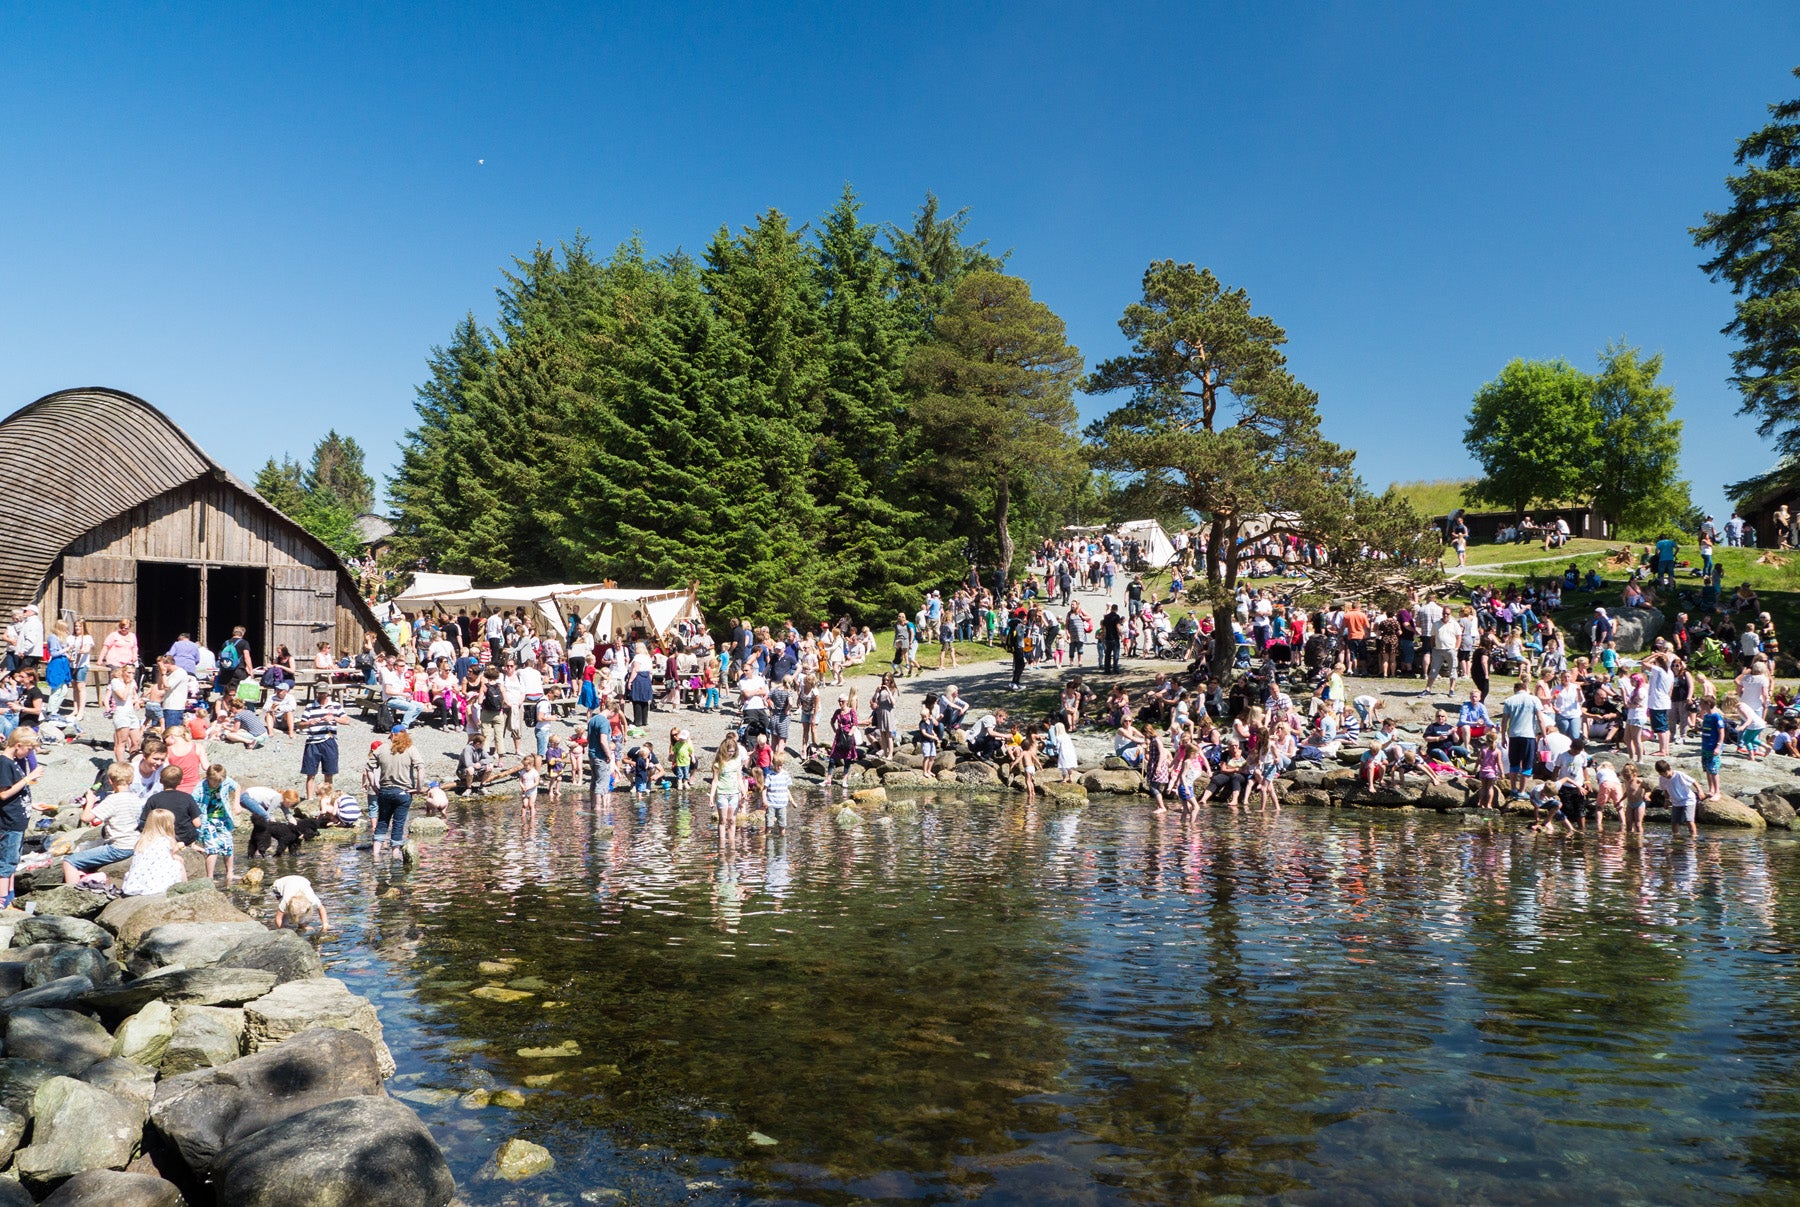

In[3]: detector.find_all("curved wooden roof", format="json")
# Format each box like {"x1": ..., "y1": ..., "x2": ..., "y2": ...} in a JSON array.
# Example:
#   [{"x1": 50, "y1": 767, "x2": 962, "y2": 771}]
[{"x1": 0, "y1": 388, "x2": 379, "y2": 636}]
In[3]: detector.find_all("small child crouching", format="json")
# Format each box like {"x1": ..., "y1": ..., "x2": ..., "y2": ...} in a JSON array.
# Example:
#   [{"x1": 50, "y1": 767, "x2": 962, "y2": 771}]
[{"x1": 272, "y1": 874, "x2": 330, "y2": 933}]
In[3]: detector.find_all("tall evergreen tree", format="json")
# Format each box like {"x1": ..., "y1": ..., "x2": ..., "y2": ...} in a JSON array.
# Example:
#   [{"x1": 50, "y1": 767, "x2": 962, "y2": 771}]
[
  {"x1": 888, "y1": 193, "x2": 1004, "y2": 339},
  {"x1": 306, "y1": 431, "x2": 375, "y2": 514},
  {"x1": 390, "y1": 313, "x2": 494, "y2": 568},
  {"x1": 908, "y1": 271, "x2": 1083, "y2": 586},
  {"x1": 1693, "y1": 67, "x2": 1800, "y2": 465},
  {"x1": 813, "y1": 186, "x2": 953, "y2": 617}
]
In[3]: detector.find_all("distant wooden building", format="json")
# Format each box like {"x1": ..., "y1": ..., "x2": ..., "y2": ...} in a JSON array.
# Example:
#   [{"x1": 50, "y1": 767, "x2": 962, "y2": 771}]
[
  {"x1": 1432, "y1": 505, "x2": 1612, "y2": 545},
  {"x1": 1728, "y1": 464, "x2": 1799, "y2": 547},
  {"x1": 1, "y1": 388, "x2": 389, "y2": 664},
  {"x1": 354, "y1": 512, "x2": 395, "y2": 559}
]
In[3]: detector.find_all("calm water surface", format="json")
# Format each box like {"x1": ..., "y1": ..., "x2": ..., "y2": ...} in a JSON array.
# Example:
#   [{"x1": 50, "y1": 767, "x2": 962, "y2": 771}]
[{"x1": 293, "y1": 790, "x2": 1800, "y2": 1206}]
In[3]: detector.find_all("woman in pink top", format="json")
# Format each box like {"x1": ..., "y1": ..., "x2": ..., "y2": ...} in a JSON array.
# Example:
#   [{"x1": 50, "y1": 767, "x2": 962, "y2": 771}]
[{"x1": 100, "y1": 618, "x2": 138, "y2": 676}]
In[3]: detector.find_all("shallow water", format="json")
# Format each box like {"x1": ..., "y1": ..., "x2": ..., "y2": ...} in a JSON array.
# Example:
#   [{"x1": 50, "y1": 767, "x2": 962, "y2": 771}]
[{"x1": 292, "y1": 790, "x2": 1800, "y2": 1206}]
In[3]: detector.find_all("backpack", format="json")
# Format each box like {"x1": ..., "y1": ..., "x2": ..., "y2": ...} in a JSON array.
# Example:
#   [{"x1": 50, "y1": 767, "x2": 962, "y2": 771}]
[
  {"x1": 219, "y1": 640, "x2": 240, "y2": 670},
  {"x1": 482, "y1": 682, "x2": 505, "y2": 712}
]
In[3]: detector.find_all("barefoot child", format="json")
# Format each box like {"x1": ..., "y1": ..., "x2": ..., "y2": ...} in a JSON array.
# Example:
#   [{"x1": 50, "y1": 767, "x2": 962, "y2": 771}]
[
  {"x1": 627, "y1": 741, "x2": 659, "y2": 797},
  {"x1": 671, "y1": 728, "x2": 694, "y2": 792},
  {"x1": 545, "y1": 734, "x2": 568, "y2": 796},
  {"x1": 0, "y1": 729, "x2": 42, "y2": 906},
  {"x1": 518, "y1": 754, "x2": 541, "y2": 817},
  {"x1": 764, "y1": 750, "x2": 793, "y2": 830},
  {"x1": 710, "y1": 732, "x2": 745, "y2": 830},
  {"x1": 1698, "y1": 694, "x2": 1726, "y2": 801},
  {"x1": 272, "y1": 873, "x2": 330, "y2": 933},
  {"x1": 1474, "y1": 732, "x2": 1503, "y2": 810}
]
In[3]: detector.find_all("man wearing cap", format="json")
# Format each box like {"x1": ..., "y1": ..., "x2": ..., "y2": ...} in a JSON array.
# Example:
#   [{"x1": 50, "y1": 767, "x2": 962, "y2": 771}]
[
  {"x1": 12, "y1": 607, "x2": 42, "y2": 673},
  {"x1": 1590, "y1": 607, "x2": 1614, "y2": 654}
]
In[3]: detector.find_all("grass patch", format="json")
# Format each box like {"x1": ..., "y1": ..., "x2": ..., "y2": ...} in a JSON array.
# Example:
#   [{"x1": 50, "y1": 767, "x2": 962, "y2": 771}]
[
  {"x1": 1390, "y1": 478, "x2": 1476, "y2": 517},
  {"x1": 844, "y1": 631, "x2": 1012, "y2": 678},
  {"x1": 1464, "y1": 543, "x2": 1800, "y2": 679},
  {"x1": 1447, "y1": 538, "x2": 1616, "y2": 570}
]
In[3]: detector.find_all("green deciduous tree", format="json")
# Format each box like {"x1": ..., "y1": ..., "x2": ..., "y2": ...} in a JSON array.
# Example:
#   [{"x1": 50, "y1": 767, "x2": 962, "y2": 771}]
[
  {"x1": 1086, "y1": 261, "x2": 1396, "y2": 669},
  {"x1": 1589, "y1": 342, "x2": 1693, "y2": 535},
  {"x1": 1462, "y1": 359, "x2": 1599, "y2": 515},
  {"x1": 1693, "y1": 67, "x2": 1800, "y2": 464},
  {"x1": 907, "y1": 271, "x2": 1083, "y2": 587}
]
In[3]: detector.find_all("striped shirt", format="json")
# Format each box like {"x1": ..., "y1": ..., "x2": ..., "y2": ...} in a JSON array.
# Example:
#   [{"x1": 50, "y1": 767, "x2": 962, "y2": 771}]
[
  {"x1": 763, "y1": 769, "x2": 792, "y2": 810},
  {"x1": 301, "y1": 701, "x2": 344, "y2": 745}
]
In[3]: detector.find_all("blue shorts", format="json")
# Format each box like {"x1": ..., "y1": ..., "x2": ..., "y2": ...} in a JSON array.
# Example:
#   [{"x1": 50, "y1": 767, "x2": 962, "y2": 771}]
[
  {"x1": 64, "y1": 843, "x2": 135, "y2": 872},
  {"x1": 1700, "y1": 750, "x2": 1722, "y2": 775},
  {"x1": 301, "y1": 738, "x2": 339, "y2": 777},
  {"x1": 1649, "y1": 710, "x2": 1669, "y2": 734}
]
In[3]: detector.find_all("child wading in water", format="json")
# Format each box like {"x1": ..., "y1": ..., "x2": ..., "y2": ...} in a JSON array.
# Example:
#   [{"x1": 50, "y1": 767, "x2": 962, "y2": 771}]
[
  {"x1": 671, "y1": 728, "x2": 694, "y2": 792},
  {"x1": 710, "y1": 732, "x2": 746, "y2": 830},
  {"x1": 518, "y1": 754, "x2": 541, "y2": 819},
  {"x1": 1475, "y1": 732, "x2": 1503, "y2": 810},
  {"x1": 545, "y1": 734, "x2": 568, "y2": 796},
  {"x1": 764, "y1": 750, "x2": 793, "y2": 829}
]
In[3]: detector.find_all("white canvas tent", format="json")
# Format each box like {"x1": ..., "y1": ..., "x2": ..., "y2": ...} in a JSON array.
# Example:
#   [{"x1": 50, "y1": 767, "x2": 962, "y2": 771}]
[
  {"x1": 393, "y1": 579, "x2": 705, "y2": 641},
  {"x1": 1116, "y1": 519, "x2": 1176, "y2": 568},
  {"x1": 392, "y1": 573, "x2": 474, "y2": 608}
]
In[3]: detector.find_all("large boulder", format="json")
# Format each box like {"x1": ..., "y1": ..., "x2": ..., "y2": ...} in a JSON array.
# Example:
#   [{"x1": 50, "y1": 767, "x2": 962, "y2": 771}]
[
  {"x1": 880, "y1": 770, "x2": 938, "y2": 788},
  {"x1": 211, "y1": 1095, "x2": 454, "y2": 1207},
  {"x1": 1610, "y1": 606, "x2": 1664, "y2": 654},
  {"x1": 4, "y1": 1008, "x2": 113, "y2": 1073},
  {"x1": 1081, "y1": 770, "x2": 1143, "y2": 795},
  {"x1": 1699, "y1": 795, "x2": 1767, "y2": 829},
  {"x1": 149, "y1": 1029, "x2": 386, "y2": 1178},
  {"x1": 12, "y1": 916, "x2": 112, "y2": 951},
  {"x1": 39, "y1": 1169, "x2": 186, "y2": 1207},
  {"x1": 0, "y1": 1105, "x2": 26, "y2": 1166},
  {"x1": 127, "y1": 922, "x2": 268, "y2": 977},
  {"x1": 13, "y1": 1076, "x2": 147, "y2": 1188},
  {"x1": 24, "y1": 943, "x2": 115, "y2": 989},
  {"x1": 0, "y1": 1181, "x2": 29, "y2": 1207},
  {"x1": 242, "y1": 979, "x2": 393, "y2": 1076},
  {"x1": 17, "y1": 887, "x2": 109, "y2": 921},
  {"x1": 1752, "y1": 790, "x2": 1799, "y2": 830},
  {"x1": 954, "y1": 761, "x2": 1002, "y2": 786},
  {"x1": 1040, "y1": 782, "x2": 1089, "y2": 805},
  {"x1": 81, "y1": 968, "x2": 279, "y2": 1023},
  {"x1": 159, "y1": 1006, "x2": 244, "y2": 1076},
  {"x1": 96, "y1": 892, "x2": 254, "y2": 955},
  {"x1": 214, "y1": 931, "x2": 323, "y2": 986},
  {"x1": 0, "y1": 1059, "x2": 64, "y2": 1114},
  {"x1": 0, "y1": 976, "x2": 94, "y2": 1013},
  {"x1": 110, "y1": 1001, "x2": 177, "y2": 1066},
  {"x1": 79, "y1": 1057, "x2": 158, "y2": 1107}
]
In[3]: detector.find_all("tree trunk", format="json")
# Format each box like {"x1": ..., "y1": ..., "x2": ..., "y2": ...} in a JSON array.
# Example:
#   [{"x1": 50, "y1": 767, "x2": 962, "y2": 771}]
[
  {"x1": 995, "y1": 477, "x2": 1014, "y2": 594},
  {"x1": 1206, "y1": 513, "x2": 1237, "y2": 674}
]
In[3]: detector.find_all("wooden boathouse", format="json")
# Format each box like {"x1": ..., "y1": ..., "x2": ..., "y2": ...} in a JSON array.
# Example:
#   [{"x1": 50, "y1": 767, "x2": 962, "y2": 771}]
[{"x1": 1, "y1": 387, "x2": 388, "y2": 664}]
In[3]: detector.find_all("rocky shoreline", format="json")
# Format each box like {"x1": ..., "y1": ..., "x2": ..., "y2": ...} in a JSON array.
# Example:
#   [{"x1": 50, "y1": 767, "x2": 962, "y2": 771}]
[{"x1": 0, "y1": 866, "x2": 456, "y2": 1207}]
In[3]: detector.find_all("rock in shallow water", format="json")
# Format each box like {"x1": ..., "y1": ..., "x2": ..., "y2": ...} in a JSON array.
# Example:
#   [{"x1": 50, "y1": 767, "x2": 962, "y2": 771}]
[
  {"x1": 492, "y1": 1137, "x2": 555, "y2": 1181},
  {"x1": 212, "y1": 1095, "x2": 455, "y2": 1207},
  {"x1": 97, "y1": 892, "x2": 254, "y2": 955}
]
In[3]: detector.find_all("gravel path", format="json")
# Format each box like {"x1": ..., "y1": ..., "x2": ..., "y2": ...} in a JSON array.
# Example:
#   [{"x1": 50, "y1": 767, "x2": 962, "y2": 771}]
[{"x1": 34, "y1": 579, "x2": 1177, "y2": 805}]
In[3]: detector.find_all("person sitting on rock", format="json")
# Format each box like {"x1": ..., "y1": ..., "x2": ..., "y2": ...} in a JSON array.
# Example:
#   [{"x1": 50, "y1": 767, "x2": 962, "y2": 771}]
[
  {"x1": 272, "y1": 873, "x2": 330, "y2": 933},
  {"x1": 456, "y1": 732, "x2": 497, "y2": 796}
]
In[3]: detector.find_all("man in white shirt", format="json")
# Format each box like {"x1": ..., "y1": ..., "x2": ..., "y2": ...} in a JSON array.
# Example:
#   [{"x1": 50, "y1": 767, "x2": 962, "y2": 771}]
[
  {"x1": 426, "y1": 632, "x2": 456, "y2": 665},
  {"x1": 1427, "y1": 605, "x2": 1462, "y2": 696},
  {"x1": 1416, "y1": 597, "x2": 1443, "y2": 681},
  {"x1": 13, "y1": 606, "x2": 43, "y2": 671},
  {"x1": 379, "y1": 657, "x2": 424, "y2": 730},
  {"x1": 483, "y1": 612, "x2": 505, "y2": 663}
]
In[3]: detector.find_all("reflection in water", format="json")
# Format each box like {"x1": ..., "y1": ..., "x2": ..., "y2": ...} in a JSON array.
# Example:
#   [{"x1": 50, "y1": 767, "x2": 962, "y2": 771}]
[{"x1": 295, "y1": 790, "x2": 1800, "y2": 1205}]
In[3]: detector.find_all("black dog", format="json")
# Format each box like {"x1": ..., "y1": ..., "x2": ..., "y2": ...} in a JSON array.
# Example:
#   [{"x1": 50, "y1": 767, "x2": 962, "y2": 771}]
[{"x1": 248, "y1": 812, "x2": 321, "y2": 857}]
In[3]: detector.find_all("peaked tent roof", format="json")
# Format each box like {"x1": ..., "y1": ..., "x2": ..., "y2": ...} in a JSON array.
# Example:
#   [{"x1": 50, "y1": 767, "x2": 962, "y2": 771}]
[{"x1": 0, "y1": 387, "x2": 389, "y2": 641}]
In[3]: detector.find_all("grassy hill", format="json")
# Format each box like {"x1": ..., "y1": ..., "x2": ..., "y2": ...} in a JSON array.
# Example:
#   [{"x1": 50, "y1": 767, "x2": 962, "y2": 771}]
[{"x1": 1389, "y1": 479, "x2": 1475, "y2": 517}]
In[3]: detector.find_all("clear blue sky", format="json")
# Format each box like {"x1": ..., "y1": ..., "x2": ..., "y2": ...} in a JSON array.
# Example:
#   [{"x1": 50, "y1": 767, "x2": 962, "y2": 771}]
[{"x1": 4, "y1": 3, "x2": 1794, "y2": 522}]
